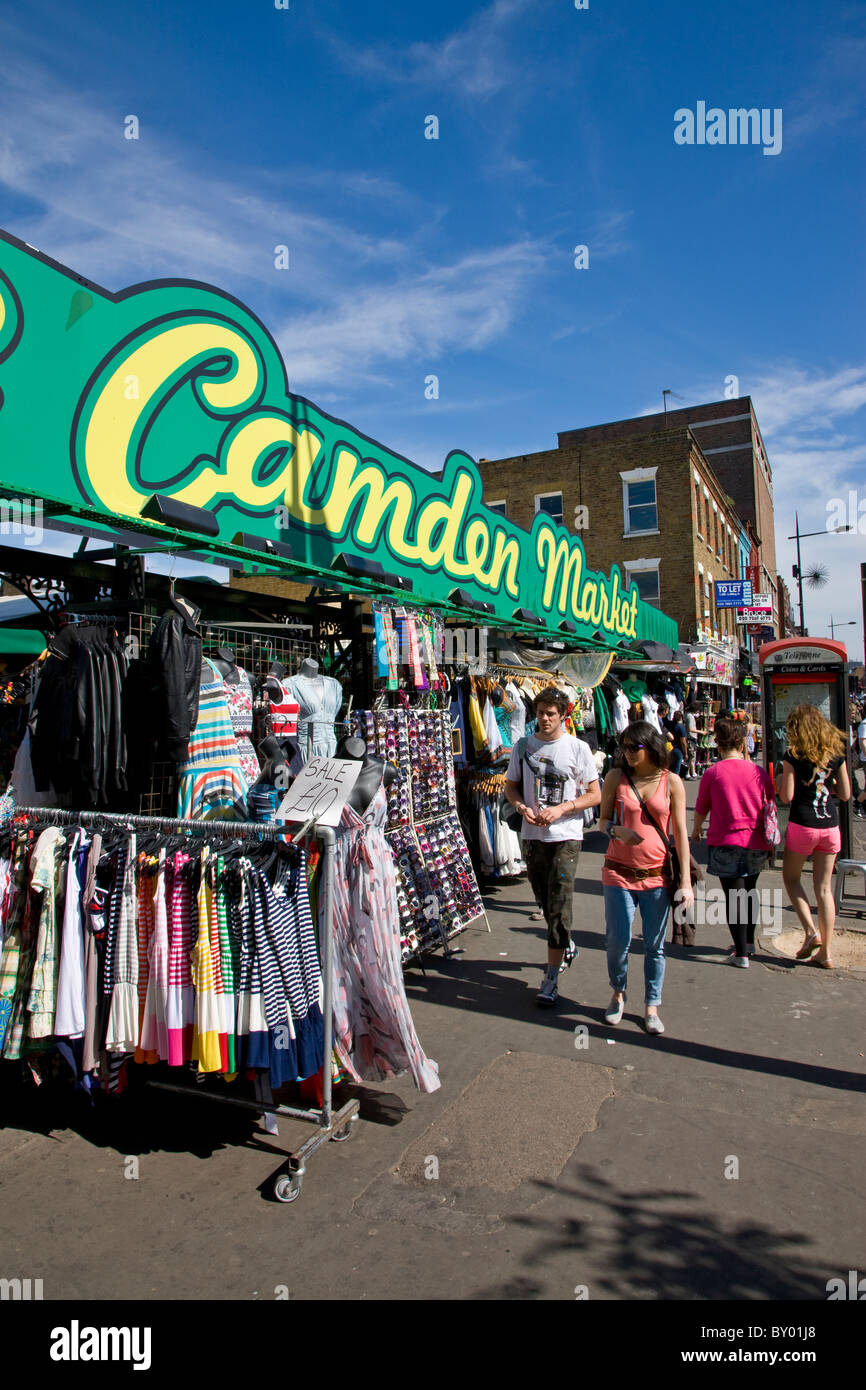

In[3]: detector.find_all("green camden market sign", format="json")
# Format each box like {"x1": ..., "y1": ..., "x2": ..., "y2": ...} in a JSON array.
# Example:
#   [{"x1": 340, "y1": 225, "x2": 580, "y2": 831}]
[{"x1": 0, "y1": 229, "x2": 676, "y2": 647}]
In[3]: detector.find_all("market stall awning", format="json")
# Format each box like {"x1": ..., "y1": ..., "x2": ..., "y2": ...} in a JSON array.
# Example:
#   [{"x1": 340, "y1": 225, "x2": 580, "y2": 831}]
[
  {"x1": 0, "y1": 226, "x2": 680, "y2": 657},
  {"x1": 0, "y1": 628, "x2": 47, "y2": 655}
]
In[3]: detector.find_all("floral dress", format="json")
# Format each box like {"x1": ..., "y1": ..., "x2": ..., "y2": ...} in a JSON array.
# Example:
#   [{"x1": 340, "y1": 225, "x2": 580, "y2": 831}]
[
  {"x1": 222, "y1": 669, "x2": 261, "y2": 786},
  {"x1": 331, "y1": 782, "x2": 440, "y2": 1093}
]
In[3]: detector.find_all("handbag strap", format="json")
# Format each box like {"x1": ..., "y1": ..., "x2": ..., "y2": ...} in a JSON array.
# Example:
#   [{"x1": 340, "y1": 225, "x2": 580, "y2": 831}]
[{"x1": 620, "y1": 767, "x2": 672, "y2": 856}]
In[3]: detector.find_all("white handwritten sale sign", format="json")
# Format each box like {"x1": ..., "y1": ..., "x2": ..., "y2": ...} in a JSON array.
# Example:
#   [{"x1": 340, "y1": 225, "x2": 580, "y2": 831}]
[{"x1": 275, "y1": 757, "x2": 362, "y2": 827}]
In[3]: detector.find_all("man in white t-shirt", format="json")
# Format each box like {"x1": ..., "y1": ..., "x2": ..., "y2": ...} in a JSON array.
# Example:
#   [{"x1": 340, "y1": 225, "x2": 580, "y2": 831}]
[{"x1": 504, "y1": 687, "x2": 601, "y2": 1008}]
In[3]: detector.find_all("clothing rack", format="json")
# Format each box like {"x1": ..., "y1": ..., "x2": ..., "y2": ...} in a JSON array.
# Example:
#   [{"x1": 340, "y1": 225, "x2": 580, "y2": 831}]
[{"x1": 11, "y1": 805, "x2": 359, "y2": 1204}]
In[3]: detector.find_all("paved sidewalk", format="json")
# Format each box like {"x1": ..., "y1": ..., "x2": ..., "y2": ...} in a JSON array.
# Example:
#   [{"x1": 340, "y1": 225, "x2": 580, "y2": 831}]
[{"x1": 0, "y1": 794, "x2": 864, "y2": 1301}]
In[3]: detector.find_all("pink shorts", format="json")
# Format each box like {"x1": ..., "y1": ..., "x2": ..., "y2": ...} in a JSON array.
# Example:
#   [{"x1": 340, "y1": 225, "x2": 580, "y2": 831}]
[{"x1": 785, "y1": 822, "x2": 841, "y2": 856}]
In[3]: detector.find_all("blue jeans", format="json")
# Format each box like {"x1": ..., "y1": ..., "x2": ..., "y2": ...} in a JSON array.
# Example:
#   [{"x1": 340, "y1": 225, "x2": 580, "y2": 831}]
[
  {"x1": 604, "y1": 885, "x2": 670, "y2": 1006},
  {"x1": 669, "y1": 747, "x2": 684, "y2": 776}
]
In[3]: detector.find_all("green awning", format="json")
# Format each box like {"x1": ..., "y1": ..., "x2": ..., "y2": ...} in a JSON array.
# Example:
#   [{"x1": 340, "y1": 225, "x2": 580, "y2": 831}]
[{"x1": 0, "y1": 628, "x2": 48, "y2": 655}]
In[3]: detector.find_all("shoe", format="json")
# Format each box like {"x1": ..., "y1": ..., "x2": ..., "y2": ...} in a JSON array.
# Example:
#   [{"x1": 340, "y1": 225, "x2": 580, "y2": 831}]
[
  {"x1": 529, "y1": 910, "x2": 544, "y2": 921},
  {"x1": 795, "y1": 934, "x2": 820, "y2": 960},
  {"x1": 728, "y1": 955, "x2": 750, "y2": 968},
  {"x1": 537, "y1": 974, "x2": 559, "y2": 1007},
  {"x1": 644, "y1": 1012, "x2": 665, "y2": 1034},
  {"x1": 604, "y1": 993, "x2": 626, "y2": 1024},
  {"x1": 807, "y1": 957, "x2": 834, "y2": 969},
  {"x1": 560, "y1": 937, "x2": 577, "y2": 973}
]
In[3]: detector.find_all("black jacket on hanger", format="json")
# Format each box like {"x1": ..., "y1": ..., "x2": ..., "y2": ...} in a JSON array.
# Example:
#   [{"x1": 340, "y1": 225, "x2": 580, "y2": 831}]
[{"x1": 148, "y1": 594, "x2": 203, "y2": 761}]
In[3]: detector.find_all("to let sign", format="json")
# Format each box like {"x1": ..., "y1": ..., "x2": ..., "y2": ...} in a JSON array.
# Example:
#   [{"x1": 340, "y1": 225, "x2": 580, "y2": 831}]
[
  {"x1": 715, "y1": 580, "x2": 753, "y2": 608},
  {"x1": 276, "y1": 757, "x2": 362, "y2": 827}
]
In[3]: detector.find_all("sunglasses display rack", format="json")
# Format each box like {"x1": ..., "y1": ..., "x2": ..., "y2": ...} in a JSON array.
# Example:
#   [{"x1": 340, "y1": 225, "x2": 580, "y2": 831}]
[{"x1": 356, "y1": 708, "x2": 486, "y2": 961}]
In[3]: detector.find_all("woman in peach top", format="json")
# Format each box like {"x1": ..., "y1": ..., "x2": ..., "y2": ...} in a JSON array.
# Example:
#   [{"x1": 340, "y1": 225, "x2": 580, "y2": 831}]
[{"x1": 597, "y1": 722, "x2": 693, "y2": 1034}]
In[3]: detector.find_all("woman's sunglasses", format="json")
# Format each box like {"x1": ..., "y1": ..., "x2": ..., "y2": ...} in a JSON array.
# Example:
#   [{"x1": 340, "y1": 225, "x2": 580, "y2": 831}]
[{"x1": 621, "y1": 741, "x2": 646, "y2": 752}]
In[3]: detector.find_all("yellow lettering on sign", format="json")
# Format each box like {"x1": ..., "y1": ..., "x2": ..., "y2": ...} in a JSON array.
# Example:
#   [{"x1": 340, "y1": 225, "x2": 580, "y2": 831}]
[
  {"x1": 485, "y1": 530, "x2": 520, "y2": 598},
  {"x1": 82, "y1": 321, "x2": 262, "y2": 516},
  {"x1": 414, "y1": 470, "x2": 474, "y2": 570},
  {"x1": 174, "y1": 413, "x2": 323, "y2": 514},
  {"x1": 537, "y1": 529, "x2": 583, "y2": 617}
]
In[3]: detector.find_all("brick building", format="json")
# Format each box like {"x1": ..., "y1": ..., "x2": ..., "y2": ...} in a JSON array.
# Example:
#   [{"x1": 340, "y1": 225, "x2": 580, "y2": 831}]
[
  {"x1": 553, "y1": 396, "x2": 779, "y2": 634},
  {"x1": 478, "y1": 425, "x2": 748, "y2": 646}
]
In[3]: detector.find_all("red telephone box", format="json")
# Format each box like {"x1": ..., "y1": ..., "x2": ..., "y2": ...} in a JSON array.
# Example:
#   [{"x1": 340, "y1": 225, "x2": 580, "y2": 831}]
[{"x1": 759, "y1": 638, "x2": 852, "y2": 858}]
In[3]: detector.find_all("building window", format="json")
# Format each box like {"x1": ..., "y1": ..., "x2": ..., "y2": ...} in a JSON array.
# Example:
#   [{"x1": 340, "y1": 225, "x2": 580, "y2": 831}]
[
  {"x1": 487, "y1": 500, "x2": 507, "y2": 517},
  {"x1": 694, "y1": 480, "x2": 703, "y2": 535},
  {"x1": 624, "y1": 479, "x2": 658, "y2": 534},
  {"x1": 624, "y1": 559, "x2": 661, "y2": 609},
  {"x1": 535, "y1": 492, "x2": 563, "y2": 526},
  {"x1": 631, "y1": 569, "x2": 660, "y2": 607}
]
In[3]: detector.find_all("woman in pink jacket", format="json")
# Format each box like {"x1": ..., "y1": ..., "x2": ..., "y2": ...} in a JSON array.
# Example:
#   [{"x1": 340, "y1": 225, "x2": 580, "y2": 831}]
[{"x1": 691, "y1": 716, "x2": 776, "y2": 966}]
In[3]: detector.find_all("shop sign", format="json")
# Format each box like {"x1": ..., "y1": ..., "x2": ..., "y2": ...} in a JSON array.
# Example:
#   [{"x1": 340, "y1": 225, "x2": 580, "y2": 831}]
[
  {"x1": 0, "y1": 230, "x2": 674, "y2": 646},
  {"x1": 714, "y1": 580, "x2": 752, "y2": 608},
  {"x1": 737, "y1": 608, "x2": 773, "y2": 622},
  {"x1": 275, "y1": 757, "x2": 361, "y2": 826}
]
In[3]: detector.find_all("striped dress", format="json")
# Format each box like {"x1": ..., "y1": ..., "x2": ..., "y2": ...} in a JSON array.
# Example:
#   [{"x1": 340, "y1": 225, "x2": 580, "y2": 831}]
[
  {"x1": 139, "y1": 849, "x2": 170, "y2": 1062},
  {"x1": 166, "y1": 851, "x2": 195, "y2": 1065},
  {"x1": 177, "y1": 658, "x2": 250, "y2": 821}
]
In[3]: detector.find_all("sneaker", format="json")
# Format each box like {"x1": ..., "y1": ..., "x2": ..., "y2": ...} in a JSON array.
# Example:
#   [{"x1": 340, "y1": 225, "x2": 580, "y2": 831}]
[
  {"x1": 560, "y1": 937, "x2": 577, "y2": 973},
  {"x1": 644, "y1": 1012, "x2": 665, "y2": 1034},
  {"x1": 728, "y1": 955, "x2": 750, "y2": 968},
  {"x1": 537, "y1": 974, "x2": 559, "y2": 1008},
  {"x1": 604, "y1": 993, "x2": 626, "y2": 1024}
]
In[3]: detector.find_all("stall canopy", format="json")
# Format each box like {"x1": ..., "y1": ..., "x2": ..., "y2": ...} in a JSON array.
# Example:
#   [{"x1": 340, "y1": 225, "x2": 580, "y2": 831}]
[{"x1": 0, "y1": 228, "x2": 680, "y2": 652}]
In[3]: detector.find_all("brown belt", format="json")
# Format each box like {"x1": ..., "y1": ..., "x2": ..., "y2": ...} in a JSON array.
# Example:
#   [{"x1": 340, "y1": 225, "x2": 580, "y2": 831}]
[{"x1": 604, "y1": 857, "x2": 669, "y2": 881}]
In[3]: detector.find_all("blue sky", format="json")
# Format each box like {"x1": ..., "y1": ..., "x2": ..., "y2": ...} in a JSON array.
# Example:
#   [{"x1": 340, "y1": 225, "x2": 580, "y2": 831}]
[{"x1": 1, "y1": 0, "x2": 864, "y2": 658}]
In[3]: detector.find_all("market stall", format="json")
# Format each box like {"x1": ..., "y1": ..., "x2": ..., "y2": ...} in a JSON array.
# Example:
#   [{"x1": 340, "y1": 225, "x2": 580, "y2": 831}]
[{"x1": 0, "y1": 226, "x2": 681, "y2": 1198}]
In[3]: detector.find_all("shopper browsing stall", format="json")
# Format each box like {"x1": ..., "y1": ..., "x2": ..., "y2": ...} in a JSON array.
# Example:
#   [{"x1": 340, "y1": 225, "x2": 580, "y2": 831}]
[{"x1": 504, "y1": 688, "x2": 601, "y2": 1009}]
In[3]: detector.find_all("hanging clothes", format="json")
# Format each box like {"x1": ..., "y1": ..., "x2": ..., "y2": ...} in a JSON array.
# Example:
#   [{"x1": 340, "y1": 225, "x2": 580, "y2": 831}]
[
  {"x1": 331, "y1": 783, "x2": 440, "y2": 1093},
  {"x1": 267, "y1": 678, "x2": 300, "y2": 738},
  {"x1": 283, "y1": 673, "x2": 342, "y2": 760},
  {"x1": 221, "y1": 668, "x2": 261, "y2": 786},
  {"x1": 177, "y1": 658, "x2": 250, "y2": 821}
]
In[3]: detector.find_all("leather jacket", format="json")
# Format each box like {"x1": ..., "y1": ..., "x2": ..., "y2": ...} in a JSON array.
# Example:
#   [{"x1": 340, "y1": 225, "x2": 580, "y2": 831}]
[{"x1": 148, "y1": 594, "x2": 202, "y2": 761}]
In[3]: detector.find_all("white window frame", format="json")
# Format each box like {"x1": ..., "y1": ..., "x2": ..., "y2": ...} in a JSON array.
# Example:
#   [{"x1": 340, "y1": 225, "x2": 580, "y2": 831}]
[
  {"x1": 486, "y1": 499, "x2": 508, "y2": 517},
  {"x1": 534, "y1": 491, "x2": 563, "y2": 526},
  {"x1": 620, "y1": 466, "x2": 659, "y2": 538},
  {"x1": 623, "y1": 557, "x2": 661, "y2": 609}
]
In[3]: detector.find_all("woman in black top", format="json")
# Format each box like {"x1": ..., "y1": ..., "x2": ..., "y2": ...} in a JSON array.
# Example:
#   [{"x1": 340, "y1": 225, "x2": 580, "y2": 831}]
[{"x1": 777, "y1": 705, "x2": 850, "y2": 968}]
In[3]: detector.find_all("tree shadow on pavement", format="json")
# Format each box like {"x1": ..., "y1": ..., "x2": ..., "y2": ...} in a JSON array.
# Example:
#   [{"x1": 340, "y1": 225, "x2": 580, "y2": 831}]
[{"x1": 471, "y1": 1164, "x2": 832, "y2": 1300}]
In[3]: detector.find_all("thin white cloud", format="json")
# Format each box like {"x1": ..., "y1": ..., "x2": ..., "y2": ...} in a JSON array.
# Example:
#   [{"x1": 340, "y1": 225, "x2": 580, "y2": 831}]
[
  {"x1": 325, "y1": 0, "x2": 533, "y2": 100},
  {"x1": 275, "y1": 240, "x2": 548, "y2": 388}
]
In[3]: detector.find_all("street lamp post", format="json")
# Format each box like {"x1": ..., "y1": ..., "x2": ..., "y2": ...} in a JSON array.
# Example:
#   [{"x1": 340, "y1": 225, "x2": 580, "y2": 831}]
[
  {"x1": 788, "y1": 513, "x2": 852, "y2": 636},
  {"x1": 829, "y1": 617, "x2": 856, "y2": 641}
]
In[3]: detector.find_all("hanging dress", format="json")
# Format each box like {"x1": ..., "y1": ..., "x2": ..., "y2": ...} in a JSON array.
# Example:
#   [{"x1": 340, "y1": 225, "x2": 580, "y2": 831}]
[
  {"x1": 104, "y1": 834, "x2": 140, "y2": 1053},
  {"x1": 190, "y1": 845, "x2": 227, "y2": 1074},
  {"x1": 166, "y1": 850, "x2": 195, "y2": 1065},
  {"x1": 139, "y1": 849, "x2": 170, "y2": 1062},
  {"x1": 283, "y1": 673, "x2": 342, "y2": 760},
  {"x1": 222, "y1": 668, "x2": 261, "y2": 786},
  {"x1": 268, "y1": 679, "x2": 300, "y2": 738},
  {"x1": 331, "y1": 782, "x2": 440, "y2": 1093},
  {"x1": 177, "y1": 658, "x2": 250, "y2": 820}
]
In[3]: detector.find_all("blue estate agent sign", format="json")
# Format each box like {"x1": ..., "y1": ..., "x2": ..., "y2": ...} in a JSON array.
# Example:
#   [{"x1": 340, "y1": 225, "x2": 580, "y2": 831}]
[{"x1": 715, "y1": 580, "x2": 753, "y2": 608}]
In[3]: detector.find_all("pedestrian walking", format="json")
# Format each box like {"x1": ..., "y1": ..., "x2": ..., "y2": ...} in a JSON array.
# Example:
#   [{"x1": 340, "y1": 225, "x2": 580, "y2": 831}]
[
  {"x1": 504, "y1": 688, "x2": 601, "y2": 1008},
  {"x1": 663, "y1": 707, "x2": 689, "y2": 778},
  {"x1": 685, "y1": 708, "x2": 698, "y2": 778},
  {"x1": 851, "y1": 702, "x2": 866, "y2": 818},
  {"x1": 777, "y1": 704, "x2": 850, "y2": 968},
  {"x1": 690, "y1": 715, "x2": 776, "y2": 966},
  {"x1": 597, "y1": 722, "x2": 693, "y2": 1034}
]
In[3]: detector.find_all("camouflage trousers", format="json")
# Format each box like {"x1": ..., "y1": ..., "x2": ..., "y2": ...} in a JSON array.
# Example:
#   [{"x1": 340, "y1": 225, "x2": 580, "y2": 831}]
[{"x1": 523, "y1": 838, "x2": 581, "y2": 950}]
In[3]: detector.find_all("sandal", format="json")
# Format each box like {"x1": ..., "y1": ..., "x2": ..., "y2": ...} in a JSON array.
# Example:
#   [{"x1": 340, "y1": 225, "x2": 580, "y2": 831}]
[
  {"x1": 795, "y1": 935, "x2": 820, "y2": 960},
  {"x1": 807, "y1": 957, "x2": 834, "y2": 969}
]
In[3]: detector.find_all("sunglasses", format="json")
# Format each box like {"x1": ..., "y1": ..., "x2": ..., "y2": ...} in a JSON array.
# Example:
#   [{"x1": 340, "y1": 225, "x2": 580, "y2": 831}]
[{"x1": 622, "y1": 742, "x2": 646, "y2": 752}]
